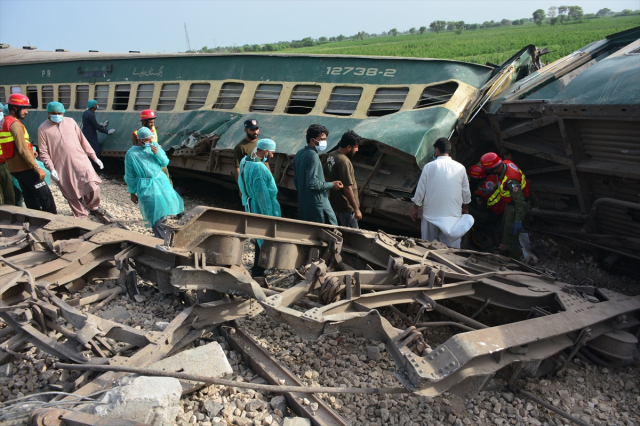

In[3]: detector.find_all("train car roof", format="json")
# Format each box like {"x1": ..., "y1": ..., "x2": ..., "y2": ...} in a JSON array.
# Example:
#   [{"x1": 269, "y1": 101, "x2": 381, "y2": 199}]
[{"x1": 0, "y1": 46, "x2": 491, "y2": 69}]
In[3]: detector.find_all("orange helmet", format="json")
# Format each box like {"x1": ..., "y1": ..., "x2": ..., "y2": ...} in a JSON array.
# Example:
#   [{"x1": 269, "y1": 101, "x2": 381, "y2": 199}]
[
  {"x1": 480, "y1": 152, "x2": 502, "y2": 169},
  {"x1": 139, "y1": 109, "x2": 156, "y2": 120},
  {"x1": 469, "y1": 165, "x2": 486, "y2": 179},
  {"x1": 7, "y1": 93, "x2": 31, "y2": 107}
]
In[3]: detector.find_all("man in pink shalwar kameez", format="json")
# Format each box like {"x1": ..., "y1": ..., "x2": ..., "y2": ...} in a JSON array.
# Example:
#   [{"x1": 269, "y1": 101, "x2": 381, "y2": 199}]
[{"x1": 38, "y1": 102, "x2": 107, "y2": 220}]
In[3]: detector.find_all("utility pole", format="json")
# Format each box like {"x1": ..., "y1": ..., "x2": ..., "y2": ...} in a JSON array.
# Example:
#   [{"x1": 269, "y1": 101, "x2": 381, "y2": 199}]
[{"x1": 184, "y1": 23, "x2": 192, "y2": 51}]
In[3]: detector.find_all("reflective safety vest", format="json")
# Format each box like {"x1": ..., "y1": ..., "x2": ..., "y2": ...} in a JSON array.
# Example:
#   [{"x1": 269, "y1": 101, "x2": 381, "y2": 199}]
[
  {"x1": 487, "y1": 160, "x2": 529, "y2": 207},
  {"x1": 0, "y1": 116, "x2": 32, "y2": 163},
  {"x1": 132, "y1": 125, "x2": 158, "y2": 143},
  {"x1": 477, "y1": 175, "x2": 505, "y2": 214}
]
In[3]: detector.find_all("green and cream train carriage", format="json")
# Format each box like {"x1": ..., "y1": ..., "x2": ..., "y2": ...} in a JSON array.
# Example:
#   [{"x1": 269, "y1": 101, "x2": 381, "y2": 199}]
[{"x1": 0, "y1": 46, "x2": 518, "y2": 229}]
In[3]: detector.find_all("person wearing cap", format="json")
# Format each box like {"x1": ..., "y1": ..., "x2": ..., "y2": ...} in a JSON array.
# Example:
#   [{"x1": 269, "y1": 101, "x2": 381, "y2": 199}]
[
  {"x1": 38, "y1": 101, "x2": 108, "y2": 219},
  {"x1": 131, "y1": 110, "x2": 172, "y2": 185},
  {"x1": 410, "y1": 138, "x2": 472, "y2": 248},
  {"x1": 1, "y1": 94, "x2": 54, "y2": 212},
  {"x1": 125, "y1": 127, "x2": 184, "y2": 239},
  {"x1": 293, "y1": 124, "x2": 343, "y2": 225},
  {"x1": 323, "y1": 130, "x2": 363, "y2": 228},
  {"x1": 234, "y1": 119, "x2": 260, "y2": 188},
  {"x1": 238, "y1": 138, "x2": 281, "y2": 277},
  {"x1": 480, "y1": 152, "x2": 529, "y2": 260},
  {"x1": 0, "y1": 102, "x2": 15, "y2": 206},
  {"x1": 82, "y1": 99, "x2": 114, "y2": 158}
]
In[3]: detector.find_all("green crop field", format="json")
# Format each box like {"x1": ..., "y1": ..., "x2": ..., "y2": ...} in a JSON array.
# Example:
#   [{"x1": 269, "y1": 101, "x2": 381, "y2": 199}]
[{"x1": 285, "y1": 16, "x2": 640, "y2": 65}]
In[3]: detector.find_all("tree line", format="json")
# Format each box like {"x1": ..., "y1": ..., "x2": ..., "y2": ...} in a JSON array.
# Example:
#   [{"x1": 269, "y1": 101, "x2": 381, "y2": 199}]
[{"x1": 189, "y1": 7, "x2": 640, "y2": 53}]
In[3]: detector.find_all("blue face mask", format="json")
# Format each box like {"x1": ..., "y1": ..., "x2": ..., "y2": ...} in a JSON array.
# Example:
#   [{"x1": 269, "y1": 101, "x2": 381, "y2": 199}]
[
  {"x1": 263, "y1": 153, "x2": 269, "y2": 162},
  {"x1": 432, "y1": 153, "x2": 437, "y2": 161},
  {"x1": 50, "y1": 114, "x2": 63, "y2": 123}
]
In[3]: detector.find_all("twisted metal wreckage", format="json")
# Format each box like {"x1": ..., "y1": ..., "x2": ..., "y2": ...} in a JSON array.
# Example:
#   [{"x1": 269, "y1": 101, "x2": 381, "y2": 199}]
[{"x1": 0, "y1": 204, "x2": 639, "y2": 422}]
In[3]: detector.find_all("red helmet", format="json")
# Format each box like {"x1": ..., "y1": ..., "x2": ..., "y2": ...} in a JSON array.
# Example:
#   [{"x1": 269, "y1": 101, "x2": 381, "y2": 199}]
[
  {"x1": 140, "y1": 109, "x2": 156, "y2": 120},
  {"x1": 480, "y1": 152, "x2": 502, "y2": 169},
  {"x1": 468, "y1": 165, "x2": 486, "y2": 179},
  {"x1": 7, "y1": 93, "x2": 31, "y2": 107}
]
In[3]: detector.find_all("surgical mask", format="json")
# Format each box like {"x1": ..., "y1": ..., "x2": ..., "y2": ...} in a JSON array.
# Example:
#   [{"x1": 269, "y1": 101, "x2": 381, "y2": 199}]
[
  {"x1": 50, "y1": 115, "x2": 63, "y2": 123},
  {"x1": 263, "y1": 154, "x2": 270, "y2": 163},
  {"x1": 96, "y1": 105, "x2": 99, "y2": 110},
  {"x1": 432, "y1": 154, "x2": 437, "y2": 162},
  {"x1": 144, "y1": 143, "x2": 152, "y2": 147},
  {"x1": 316, "y1": 139, "x2": 327, "y2": 152},
  {"x1": 0, "y1": 112, "x2": 3, "y2": 123}
]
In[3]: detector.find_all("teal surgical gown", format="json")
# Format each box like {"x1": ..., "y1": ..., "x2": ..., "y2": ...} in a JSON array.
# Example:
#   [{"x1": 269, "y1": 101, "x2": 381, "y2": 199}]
[{"x1": 124, "y1": 143, "x2": 184, "y2": 227}]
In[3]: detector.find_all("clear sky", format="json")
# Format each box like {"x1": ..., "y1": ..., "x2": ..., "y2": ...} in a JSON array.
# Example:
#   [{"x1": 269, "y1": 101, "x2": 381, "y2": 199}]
[{"x1": 0, "y1": 0, "x2": 637, "y2": 53}]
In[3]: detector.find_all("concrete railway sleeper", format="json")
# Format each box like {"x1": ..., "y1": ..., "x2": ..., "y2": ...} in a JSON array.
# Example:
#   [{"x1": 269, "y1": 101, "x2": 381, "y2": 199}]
[{"x1": 0, "y1": 205, "x2": 637, "y2": 406}]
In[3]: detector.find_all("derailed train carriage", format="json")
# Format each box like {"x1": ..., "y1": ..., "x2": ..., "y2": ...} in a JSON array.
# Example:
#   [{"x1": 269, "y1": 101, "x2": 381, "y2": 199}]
[{"x1": 0, "y1": 27, "x2": 638, "y2": 247}]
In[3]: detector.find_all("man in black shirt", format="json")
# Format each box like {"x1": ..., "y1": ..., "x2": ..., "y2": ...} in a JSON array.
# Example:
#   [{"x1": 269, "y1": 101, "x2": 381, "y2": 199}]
[{"x1": 82, "y1": 99, "x2": 114, "y2": 157}]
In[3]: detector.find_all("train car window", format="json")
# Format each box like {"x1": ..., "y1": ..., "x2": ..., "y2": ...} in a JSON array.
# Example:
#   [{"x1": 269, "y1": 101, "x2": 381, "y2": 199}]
[
  {"x1": 325, "y1": 86, "x2": 362, "y2": 116},
  {"x1": 27, "y1": 86, "x2": 39, "y2": 110},
  {"x1": 286, "y1": 85, "x2": 321, "y2": 115},
  {"x1": 0, "y1": 87, "x2": 6, "y2": 105},
  {"x1": 41, "y1": 86, "x2": 54, "y2": 109},
  {"x1": 10, "y1": 86, "x2": 21, "y2": 94},
  {"x1": 94, "y1": 85, "x2": 109, "y2": 108},
  {"x1": 185, "y1": 83, "x2": 210, "y2": 110},
  {"x1": 157, "y1": 83, "x2": 179, "y2": 111},
  {"x1": 112, "y1": 84, "x2": 131, "y2": 111},
  {"x1": 367, "y1": 87, "x2": 409, "y2": 117},
  {"x1": 415, "y1": 83, "x2": 459, "y2": 109},
  {"x1": 212, "y1": 83, "x2": 244, "y2": 110},
  {"x1": 134, "y1": 84, "x2": 155, "y2": 111},
  {"x1": 250, "y1": 84, "x2": 282, "y2": 113},
  {"x1": 58, "y1": 85, "x2": 71, "y2": 109},
  {"x1": 75, "y1": 85, "x2": 90, "y2": 110}
]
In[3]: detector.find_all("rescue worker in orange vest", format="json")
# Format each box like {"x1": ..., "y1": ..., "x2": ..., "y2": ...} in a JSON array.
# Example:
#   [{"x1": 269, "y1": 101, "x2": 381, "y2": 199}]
[
  {"x1": 0, "y1": 94, "x2": 56, "y2": 213},
  {"x1": 0, "y1": 102, "x2": 15, "y2": 205},
  {"x1": 130, "y1": 110, "x2": 172, "y2": 185},
  {"x1": 480, "y1": 152, "x2": 529, "y2": 260}
]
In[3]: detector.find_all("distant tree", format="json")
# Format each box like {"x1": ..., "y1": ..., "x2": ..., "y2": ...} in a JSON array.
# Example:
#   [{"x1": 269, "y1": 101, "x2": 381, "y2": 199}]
[
  {"x1": 620, "y1": 9, "x2": 633, "y2": 15},
  {"x1": 409, "y1": 27, "x2": 416, "y2": 34},
  {"x1": 533, "y1": 9, "x2": 546, "y2": 26},
  {"x1": 337, "y1": 34, "x2": 345, "y2": 41},
  {"x1": 429, "y1": 21, "x2": 446, "y2": 33},
  {"x1": 329, "y1": 36, "x2": 336, "y2": 42},
  {"x1": 454, "y1": 21, "x2": 465, "y2": 34},
  {"x1": 501, "y1": 18, "x2": 511, "y2": 26},
  {"x1": 390, "y1": 28, "x2": 398, "y2": 37},
  {"x1": 419, "y1": 26, "x2": 427, "y2": 34},
  {"x1": 558, "y1": 6, "x2": 568, "y2": 23},
  {"x1": 446, "y1": 21, "x2": 455, "y2": 31},
  {"x1": 597, "y1": 8, "x2": 612, "y2": 16},
  {"x1": 548, "y1": 6, "x2": 558, "y2": 18},
  {"x1": 318, "y1": 36, "x2": 328, "y2": 42},
  {"x1": 263, "y1": 44, "x2": 276, "y2": 51},
  {"x1": 355, "y1": 31, "x2": 366, "y2": 40},
  {"x1": 568, "y1": 6, "x2": 584, "y2": 21},
  {"x1": 467, "y1": 23, "x2": 479, "y2": 30},
  {"x1": 550, "y1": 17, "x2": 559, "y2": 25}
]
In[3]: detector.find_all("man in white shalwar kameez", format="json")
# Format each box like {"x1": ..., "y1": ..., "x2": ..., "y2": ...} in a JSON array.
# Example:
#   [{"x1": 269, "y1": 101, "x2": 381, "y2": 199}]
[{"x1": 410, "y1": 138, "x2": 473, "y2": 248}]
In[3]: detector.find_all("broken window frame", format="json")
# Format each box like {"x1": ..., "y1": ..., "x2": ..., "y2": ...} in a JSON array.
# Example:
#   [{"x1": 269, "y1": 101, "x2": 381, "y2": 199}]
[
  {"x1": 26, "y1": 86, "x2": 39, "y2": 110},
  {"x1": 212, "y1": 82, "x2": 244, "y2": 110},
  {"x1": 58, "y1": 85, "x2": 71, "y2": 109},
  {"x1": 414, "y1": 82, "x2": 459, "y2": 109},
  {"x1": 75, "y1": 85, "x2": 90, "y2": 110},
  {"x1": 325, "y1": 86, "x2": 363, "y2": 116},
  {"x1": 367, "y1": 87, "x2": 410, "y2": 117},
  {"x1": 250, "y1": 84, "x2": 283, "y2": 113},
  {"x1": 156, "y1": 83, "x2": 180, "y2": 112},
  {"x1": 134, "y1": 84, "x2": 155, "y2": 111},
  {"x1": 286, "y1": 85, "x2": 321, "y2": 115},
  {"x1": 112, "y1": 84, "x2": 131, "y2": 111},
  {"x1": 184, "y1": 83, "x2": 210, "y2": 111}
]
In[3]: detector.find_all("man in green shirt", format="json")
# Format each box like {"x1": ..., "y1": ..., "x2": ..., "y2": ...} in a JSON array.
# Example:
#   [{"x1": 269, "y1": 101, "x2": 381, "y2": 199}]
[
  {"x1": 323, "y1": 130, "x2": 362, "y2": 228},
  {"x1": 293, "y1": 124, "x2": 343, "y2": 225},
  {"x1": 233, "y1": 119, "x2": 260, "y2": 188}
]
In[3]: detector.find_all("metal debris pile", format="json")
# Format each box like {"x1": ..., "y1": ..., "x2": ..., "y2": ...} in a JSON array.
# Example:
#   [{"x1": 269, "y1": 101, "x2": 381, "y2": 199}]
[{"x1": 0, "y1": 205, "x2": 638, "y2": 425}]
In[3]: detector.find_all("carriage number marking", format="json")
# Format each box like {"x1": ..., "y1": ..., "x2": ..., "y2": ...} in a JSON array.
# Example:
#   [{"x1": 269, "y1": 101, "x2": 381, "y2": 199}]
[{"x1": 326, "y1": 67, "x2": 396, "y2": 77}]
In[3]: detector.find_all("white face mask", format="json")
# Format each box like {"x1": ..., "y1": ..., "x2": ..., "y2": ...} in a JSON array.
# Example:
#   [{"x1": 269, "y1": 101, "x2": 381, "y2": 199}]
[{"x1": 316, "y1": 139, "x2": 327, "y2": 152}]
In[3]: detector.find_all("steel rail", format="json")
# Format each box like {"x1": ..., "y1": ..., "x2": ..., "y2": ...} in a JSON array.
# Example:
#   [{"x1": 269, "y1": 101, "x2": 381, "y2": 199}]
[{"x1": 54, "y1": 363, "x2": 410, "y2": 395}]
